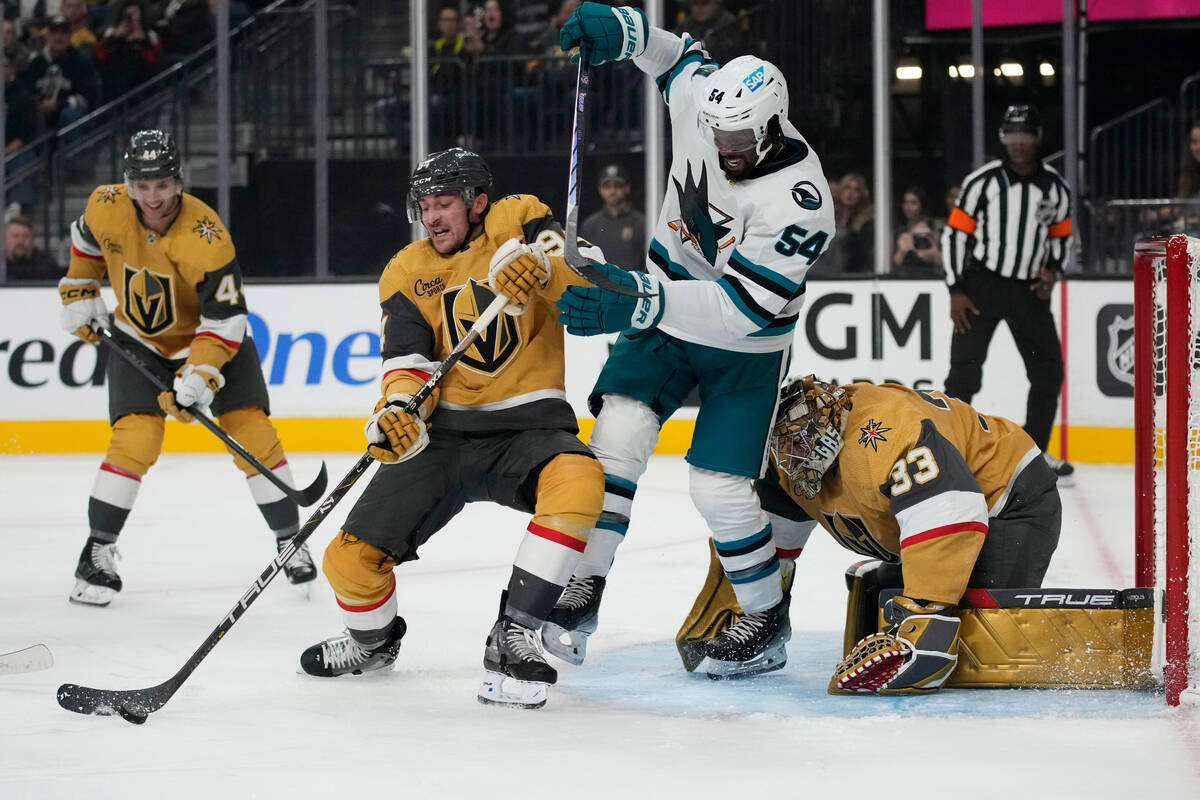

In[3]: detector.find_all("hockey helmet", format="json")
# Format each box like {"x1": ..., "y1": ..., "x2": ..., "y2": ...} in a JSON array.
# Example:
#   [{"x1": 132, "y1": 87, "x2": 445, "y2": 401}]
[
  {"x1": 698, "y1": 55, "x2": 789, "y2": 164},
  {"x1": 123, "y1": 129, "x2": 182, "y2": 182},
  {"x1": 770, "y1": 375, "x2": 851, "y2": 499},
  {"x1": 999, "y1": 104, "x2": 1042, "y2": 143},
  {"x1": 407, "y1": 147, "x2": 495, "y2": 222}
]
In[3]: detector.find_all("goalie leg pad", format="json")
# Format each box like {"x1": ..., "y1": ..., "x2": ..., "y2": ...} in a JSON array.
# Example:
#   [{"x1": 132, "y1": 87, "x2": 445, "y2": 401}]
[{"x1": 676, "y1": 540, "x2": 742, "y2": 672}]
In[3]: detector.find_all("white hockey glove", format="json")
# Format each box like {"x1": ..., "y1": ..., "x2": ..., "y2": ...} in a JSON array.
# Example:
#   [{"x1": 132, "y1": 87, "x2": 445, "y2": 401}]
[
  {"x1": 58, "y1": 277, "x2": 109, "y2": 344},
  {"x1": 158, "y1": 363, "x2": 225, "y2": 423},
  {"x1": 487, "y1": 237, "x2": 551, "y2": 316},
  {"x1": 365, "y1": 393, "x2": 429, "y2": 464},
  {"x1": 829, "y1": 595, "x2": 960, "y2": 695}
]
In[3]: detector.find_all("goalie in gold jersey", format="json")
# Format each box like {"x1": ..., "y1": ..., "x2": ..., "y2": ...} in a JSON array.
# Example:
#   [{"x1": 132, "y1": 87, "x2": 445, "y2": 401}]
[
  {"x1": 56, "y1": 129, "x2": 315, "y2": 607},
  {"x1": 678, "y1": 376, "x2": 1061, "y2": 692},
  {"x1": 297, "y1": 148, "x2": 605, "y2": 710}
]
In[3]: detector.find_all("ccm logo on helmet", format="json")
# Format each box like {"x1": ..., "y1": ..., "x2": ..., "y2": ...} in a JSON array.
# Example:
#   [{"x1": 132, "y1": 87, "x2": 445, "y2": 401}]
[{"x1": 742, "y1": 65, "x2": 765, "y2": 92}]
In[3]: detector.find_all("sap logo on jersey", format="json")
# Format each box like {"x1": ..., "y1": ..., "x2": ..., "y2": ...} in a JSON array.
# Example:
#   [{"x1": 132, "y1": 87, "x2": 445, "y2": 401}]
[{"x1": 742, "y1": 65, "x2": 765, "y2": 92}]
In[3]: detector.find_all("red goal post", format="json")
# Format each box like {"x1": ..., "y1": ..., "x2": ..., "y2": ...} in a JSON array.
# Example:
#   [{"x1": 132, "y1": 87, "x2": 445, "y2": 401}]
[{"x1": 1134, "y1": 233, "x2": 1200, "y2": 706}]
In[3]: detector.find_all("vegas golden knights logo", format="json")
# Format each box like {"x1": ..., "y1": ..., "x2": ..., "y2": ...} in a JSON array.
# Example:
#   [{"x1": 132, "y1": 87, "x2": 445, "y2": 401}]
[
  {"x1": 123, "y1": 265, "x2": 176, "y2": 336},
  {"x1": 442, "y1": 279, "x2": 520, "y2": 375},
  {"x1": 822, "y1": 511, "x2": 898, "y2": 563}
]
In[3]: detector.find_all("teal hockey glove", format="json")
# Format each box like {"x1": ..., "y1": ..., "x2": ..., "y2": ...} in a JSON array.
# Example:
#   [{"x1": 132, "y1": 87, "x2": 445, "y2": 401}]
[
  {"x1": 559, "y1": 2, "x2": 648, "y2": 65},
  {"x1": 557, "y1": 262, "x2": 663, "y2": 336}
]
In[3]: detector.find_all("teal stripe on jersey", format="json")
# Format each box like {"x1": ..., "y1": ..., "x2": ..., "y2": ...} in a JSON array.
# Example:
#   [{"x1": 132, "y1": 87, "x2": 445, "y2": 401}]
[
  {"x1": 654, "y1": 39, "x2": 713, "y2": 102},
  {"x1": 729, "y1": 250, "x2": 805, "y2": 297},
  {"x1": 649, "y1": 238, "x2": 698, "y2": 281},
  {"x1": 714, "y1": 524, "x2": 773, "y2": 555},
  {"x1": 748, "y1": 319, "x2": 796, "y2": 337},
  {"x1": 717, "y1": 276, "x2": 775, "y2": 328}
]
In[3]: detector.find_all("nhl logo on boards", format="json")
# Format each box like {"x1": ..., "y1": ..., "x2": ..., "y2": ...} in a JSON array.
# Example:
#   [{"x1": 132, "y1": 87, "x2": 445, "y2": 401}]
[
  {"x1": 1106, "y1": 314, "x2": 1135, "y2": 387},
  {"x1": 1095, "y1": 303, "x2": 1135, "y2": 397}
]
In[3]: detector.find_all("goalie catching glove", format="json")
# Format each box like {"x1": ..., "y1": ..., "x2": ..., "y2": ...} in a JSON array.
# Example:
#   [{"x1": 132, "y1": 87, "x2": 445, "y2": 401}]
[
  {"x1": 487, "y1": 237, "x2": 550, "y2": 316},
  {"x1": 365, "y1": 394, "x2": 429, "y2": 463},
  {"x1": 58, "y1": 277, "x2": 109, "y2": 344},
  {"x1": 830, "y1": 595, "x2": 960, "y2": 695},
  {"x1": 559, "y1": 2, "x2": 648, "y2": 66},
  {"x1": 157, "y1": 363, "x2": 225, "y2": 423},
  {"x1": 556, "y1": 261, "x2": 663, "y2": 336}
]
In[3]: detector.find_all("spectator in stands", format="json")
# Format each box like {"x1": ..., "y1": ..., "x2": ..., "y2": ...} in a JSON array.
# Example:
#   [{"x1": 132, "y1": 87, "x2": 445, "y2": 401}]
[
  {"x1": 896, "y1": 185, "x2": 927, "y2": 230},
  {"x1": 671, "y1": 0, "x2": 749, "y2": 66},
  {"x1": 22, "y1": 15, "x2": 100, "y2": 132},
  {"x1": 95, "y1": 1, "x2": 162, "y2": 102},
  {"x1": 831, "y1": 171, "x2": 874, "y2": 273},
  {"x1": 4, "y1": 19, "x2": 34, "y2": 73},
  {"x1": 892, "y1": 218, "x2": 942, "y2": 278},
  {"x1": 1177, "y1": 119, "x2": 1200, "y2": 199},
  {"x1": 581, "y1": 163, "x2": 646, "y2": 270},
  {"x1": 429, "y1": 5, "x2": 467, "y2": 149},
  {"x1": 60, "y1": 0, "x2": 95, "y2": 58},
  {"x1": 510, "y1": 0, "x2": 550, "y2": 41},
  {"x1": 464, "y1": 0, "x2": 519, "y2": 149},
  {"x1": 154, "y1": 0, "x2": 213, "y2": 63},
  {"x1": 464, "y1": 0, "x2": 518, "y2": 56},
  {"x1": 4, "y1": 48, "x2": 40, "y2": 215},
  {"x1": 5, "y1": 215, "x2": 61, "y2": 281}
]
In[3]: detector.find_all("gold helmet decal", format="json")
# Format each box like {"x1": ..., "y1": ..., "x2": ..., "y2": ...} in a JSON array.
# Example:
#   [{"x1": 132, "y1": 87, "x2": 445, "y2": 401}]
[
  {"x1": 442, "y1": 278, "x2": 520, "y2": 375},
  {"x1": 123, "y1": 265, "x2": 176, "y2": 336}
]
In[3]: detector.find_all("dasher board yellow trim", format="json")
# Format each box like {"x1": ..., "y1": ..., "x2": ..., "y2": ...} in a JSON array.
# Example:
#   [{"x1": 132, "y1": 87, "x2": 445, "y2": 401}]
[{"x1": 1, "y1": 419, "x2": 1134, "y2": 463}]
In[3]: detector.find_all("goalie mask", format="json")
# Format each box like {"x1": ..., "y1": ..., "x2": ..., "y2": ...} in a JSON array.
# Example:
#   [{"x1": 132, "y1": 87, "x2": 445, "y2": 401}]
[
  {"x1": 407, "y1": 147, "x2": 495, "y2": 223},
  {"x1": 770, "y1": 375, "x2": 851, "y2": 499},
  {"x1": 698, "y1": 56, "x2": 789, "y2": 168}
]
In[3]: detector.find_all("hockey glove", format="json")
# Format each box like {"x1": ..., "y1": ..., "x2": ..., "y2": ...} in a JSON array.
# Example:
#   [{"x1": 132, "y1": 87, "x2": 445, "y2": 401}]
[
  {"x1": 487, "y1": 237, "x2": 551, "y2": 316},
  {"x1": 556, "y1": 261, "x2": 663, "y2": 336},
  {"x1": 364, "y1": 394, "x2": 429, "y2": 464},
  {"x1": 559, "y1": 2, "x2": 648, "y2": 65},
  {"x1": 829, "y1": 595, "x2": 960, "y2": 695},
  {"x1": 158, "y1": 363, "x2": 225, "y2": 423},
  {"x1": 58, "y1": 277, "x2": 109, "y2": 344}
]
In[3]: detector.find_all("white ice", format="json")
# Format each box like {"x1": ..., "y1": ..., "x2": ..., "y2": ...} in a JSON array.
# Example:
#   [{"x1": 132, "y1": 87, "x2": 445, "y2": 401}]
[{"x1": 1, "y1": 453, "x2": 1198, "y2": 799}]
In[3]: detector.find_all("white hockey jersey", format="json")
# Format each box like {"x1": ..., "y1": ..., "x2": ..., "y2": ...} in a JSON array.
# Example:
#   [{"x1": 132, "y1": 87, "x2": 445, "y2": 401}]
[{"x1": 633, "y1": 32, "x2": 836, "y2": 354}]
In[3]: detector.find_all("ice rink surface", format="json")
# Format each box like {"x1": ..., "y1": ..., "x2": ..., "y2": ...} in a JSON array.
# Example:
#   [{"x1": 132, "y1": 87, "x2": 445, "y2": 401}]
[{"x1": 2, "y1": 452, "x2": 1198, "y2": 799}]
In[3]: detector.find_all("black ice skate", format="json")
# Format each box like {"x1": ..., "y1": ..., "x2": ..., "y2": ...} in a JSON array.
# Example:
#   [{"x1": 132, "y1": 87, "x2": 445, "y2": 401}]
[
  {"x1": 540, "y1": 574, "x2": 606, "y2": 665},
  {"x1": 299, "y1": 616, "x2": 406, "y2": 677},
  {"x1": 696, "y1": 594, "x2": 792, "y2": 680},
  {"x1": 478, "y1": 617, "x2": 557, "y2": 709},
  {"x1": 278, "y1": 538, "x2": 317, "y2": 585},
  {"x1": 1043, "y1": 452, "x2": 1076, "y2": 487},
  {"x1": 69, "y1": 537, "x2": 122, "y2": 607}
]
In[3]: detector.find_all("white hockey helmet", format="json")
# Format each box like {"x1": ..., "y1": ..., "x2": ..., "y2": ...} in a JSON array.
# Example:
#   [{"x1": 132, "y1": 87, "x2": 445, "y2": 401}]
[{"x1": 698, "y1": 55, "x2": 789, "y2": 163}]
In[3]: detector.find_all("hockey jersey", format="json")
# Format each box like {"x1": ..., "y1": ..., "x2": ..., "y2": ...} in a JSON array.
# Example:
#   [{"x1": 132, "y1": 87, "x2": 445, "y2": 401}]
[
  {"x1": 378, "y1": 194, "x2": 593, "y2": 433},
  {"x1": 770, "y1": 383, "x2": 1042, "y2": 605},
  {"x1": 66, "y1": 184, "x2": 246, "y2": 369},
  {"x1": 633, "y1": 32, "x2": 836, "y2": 353}
]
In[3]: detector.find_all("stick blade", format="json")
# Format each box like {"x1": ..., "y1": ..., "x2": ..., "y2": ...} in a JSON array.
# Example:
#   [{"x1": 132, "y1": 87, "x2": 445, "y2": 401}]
[
  {"x1": 295, "y1": 462, "x2": 329, "y2": 507},
  {"x1": 0, "y1": 644, "x2": 53, "y2": 675},
  {"x1": 57, "y1": 682, "x2": 167, "y2": 719}
]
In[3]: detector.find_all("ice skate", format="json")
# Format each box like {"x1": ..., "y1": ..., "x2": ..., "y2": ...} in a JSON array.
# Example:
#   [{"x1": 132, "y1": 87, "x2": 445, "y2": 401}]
[
  {"x1": 478, "y1": 617, "x2": 557, "y2": 709},
  {"x1": 278, "y1": 538, "x2": 317, "y2": 587},
  {"x1": 540, "y1": 574, "x2": 605, "y2": 665},
  {"x1": 1043, "y1": 452, "x2": 1076, "y2": 487},
  {"x1": 299, "y1": 616, "x2": 406, "y2": 677},
  {"x1": 696, "y1": 594, "x2": 791, "y2": 680},
  {"x1": 69, "y1": 537, "x2": 122, "y2": 607}
]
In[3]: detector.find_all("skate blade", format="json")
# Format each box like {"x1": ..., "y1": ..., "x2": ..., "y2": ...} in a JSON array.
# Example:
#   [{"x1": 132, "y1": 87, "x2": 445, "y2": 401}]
[
  {"x1": 477, "y1": 671, "x2": 549, "y2": 709},
  {"x1": 698, "y1": 642, "x2": 788, "y2": 681},
  {"x1": 68, "y1": 580, "x2": 116, "y2": 607},
  {"x1": 540, "y1": 622, "x2": 588, "y2": 666}
]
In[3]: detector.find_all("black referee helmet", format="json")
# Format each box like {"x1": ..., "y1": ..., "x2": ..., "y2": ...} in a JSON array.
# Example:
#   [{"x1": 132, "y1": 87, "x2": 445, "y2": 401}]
[{"x1": 999, "y1": 104, "x2": 1042, "y2": 142}]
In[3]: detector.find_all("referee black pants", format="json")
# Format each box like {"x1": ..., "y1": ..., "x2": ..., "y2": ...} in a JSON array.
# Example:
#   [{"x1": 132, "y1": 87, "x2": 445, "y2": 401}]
[{"x1": 943, "y1": 266, "x2": 1063, "y2": 450}]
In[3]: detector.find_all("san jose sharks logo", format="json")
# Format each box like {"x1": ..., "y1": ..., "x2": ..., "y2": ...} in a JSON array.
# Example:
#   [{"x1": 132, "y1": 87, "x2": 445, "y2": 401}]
[
  {"x1": 858, "y1": 418, "x2": 891, "y2": 451},
  {"x1": 123, "y1": 265, "x2": 176, "y2": 336},
  {"x1": 442, "y1": 278, "x2": 520, "y2": 376},
  {"x1": 822, "y1": 511, "x2": 897, "y2": 563},
  {"x1": 667, "y1": 161, "x2": 736, "y2": 265},
  {"x1": 193, "y1": 216, "x2": 224, "y2": 244},
  {"x1": 96, "y1": 185, "x2": 122, "y2": 204}
]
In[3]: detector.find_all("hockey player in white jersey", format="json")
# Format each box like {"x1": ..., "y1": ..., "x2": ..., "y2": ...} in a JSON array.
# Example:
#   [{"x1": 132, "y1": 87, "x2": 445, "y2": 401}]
[{"x1": 548, "y1": 3, "x2": 835, "y2": 678}]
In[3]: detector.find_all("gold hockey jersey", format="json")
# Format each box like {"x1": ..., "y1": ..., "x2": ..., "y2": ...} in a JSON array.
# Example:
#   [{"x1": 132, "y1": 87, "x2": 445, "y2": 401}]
[
  {"x1": 773, "y1": 383, "x2": 1042, "y2": 604},
  {"x1": 377, "y1": 194, "x2": 592, "y2": 433},
  {"x1": 66, "y1": 184, "x2": 247, "y2": 368}
]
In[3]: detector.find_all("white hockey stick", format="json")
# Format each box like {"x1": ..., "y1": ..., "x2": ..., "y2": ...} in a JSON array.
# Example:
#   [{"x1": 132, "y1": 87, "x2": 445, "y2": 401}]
[{"x1": 0, "y1": 644, "x2": 54, "y2": 675}]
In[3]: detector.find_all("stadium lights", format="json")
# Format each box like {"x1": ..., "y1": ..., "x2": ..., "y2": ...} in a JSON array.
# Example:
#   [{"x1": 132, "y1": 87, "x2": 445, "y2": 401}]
[
  {"x1": 999, "y1": 62, "x2": 1024, "y2": 77},
  {"x1": 950, "y1": 64, "x2": 976, "y2": 79},
  {"x1": 895, "y1": 56, "x2": 922, "y2": 81},
  {"x1": 1040, "y1": 62, "x2": 1055, "y2": 76}
]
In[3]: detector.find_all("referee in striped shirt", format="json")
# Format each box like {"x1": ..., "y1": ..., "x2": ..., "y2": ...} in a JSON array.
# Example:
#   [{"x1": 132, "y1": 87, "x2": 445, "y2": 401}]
[{"x1": 940, "y1": 104, "x2": 1075, "y2": 483}]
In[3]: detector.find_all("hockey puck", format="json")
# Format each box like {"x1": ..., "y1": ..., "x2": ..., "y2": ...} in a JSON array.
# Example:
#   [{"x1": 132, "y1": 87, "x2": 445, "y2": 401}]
[{"x1": 117, "y1": 707, "x2": 147, "y2": 725}]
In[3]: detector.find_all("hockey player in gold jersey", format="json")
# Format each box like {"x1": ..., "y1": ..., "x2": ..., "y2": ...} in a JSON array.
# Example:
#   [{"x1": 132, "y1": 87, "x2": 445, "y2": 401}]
[
  {"x1": 677, "y1": 376, "x2": 1061, "y2": 693},
  {"x1": 57, "y1": 129, "x2": 315, "y2": 607},
  {"x1": 298, "y1": 148, "x2": 605, "y2": 710}
]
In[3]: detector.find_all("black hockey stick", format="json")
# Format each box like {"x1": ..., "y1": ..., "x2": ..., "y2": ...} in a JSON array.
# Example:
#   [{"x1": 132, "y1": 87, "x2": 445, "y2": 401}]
[
  {"x1": 563, "y1": 46, "x2": 649, "y2": 297},
  {"x1": 57, "y1": 293, "x2": 511, "y2": 723},
  {"x1": 94, "y1": 326, "x2": 328, "y2": 507}
]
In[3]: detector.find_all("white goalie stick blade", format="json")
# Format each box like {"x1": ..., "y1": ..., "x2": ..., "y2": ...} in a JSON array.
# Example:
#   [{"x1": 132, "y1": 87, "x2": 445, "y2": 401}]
[
  {"x1": 0, "y1": 644, "x2": 54, "y2": 675},
  {"x1": 477, "y1": 671, "x2": 550, "y2": 710}
]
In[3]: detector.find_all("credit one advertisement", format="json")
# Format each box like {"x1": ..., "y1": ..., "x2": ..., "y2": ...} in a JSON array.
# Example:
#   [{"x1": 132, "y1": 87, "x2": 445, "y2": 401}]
[{"x1": 0, "y1": 278, "x2": 1134, "y2": 432}]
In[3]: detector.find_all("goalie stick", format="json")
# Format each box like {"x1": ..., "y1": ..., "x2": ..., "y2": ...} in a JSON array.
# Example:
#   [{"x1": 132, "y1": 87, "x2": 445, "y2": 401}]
[
  {"x1": 563, "y1": 45, "x2": 649, "y2": 298},
  {"x1": 94, "y1": 326, "x2": 329, "y2": 507},
  {"x1": 0, "y1": 644, "x2": 53, "y2": 675},
  {"x1": 57, "y1": 293, "x2": 512, "y2": 724}
]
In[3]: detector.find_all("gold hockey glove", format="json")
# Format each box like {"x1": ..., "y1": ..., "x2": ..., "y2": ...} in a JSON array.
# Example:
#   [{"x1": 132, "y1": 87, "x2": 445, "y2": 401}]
[
  {"x1": 487, "y1": 237, "x2": 550, "y2": 315},
  {"x1": 157, "y1": 363, "x2": 225, "y2": 423},
  {"x1": 364, "y1": 394, "x2": 429, "y2": 463},
  {"x1": 58, "y1": 277, "x2": 108, "y2": 344},
  {"x1": 830, "y1": 594, "x2": 960, "y2": 695}
]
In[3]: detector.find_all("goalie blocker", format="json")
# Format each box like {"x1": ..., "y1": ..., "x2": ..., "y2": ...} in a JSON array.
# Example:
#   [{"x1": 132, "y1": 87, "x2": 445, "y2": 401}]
[{"x1": 841, "y1": 559, "x2": 1156, "y2": 690}]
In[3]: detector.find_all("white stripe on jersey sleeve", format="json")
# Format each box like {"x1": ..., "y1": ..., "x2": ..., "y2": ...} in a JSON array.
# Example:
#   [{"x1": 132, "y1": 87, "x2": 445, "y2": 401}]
[
  {"x1": 70, "y1": 217, "x2": 103, "y2": 257},
  {"x1": 381, "y1": 353, "x2": 440, "y2": 375},
  {"x1": 196, "y1": 313, "x2": 246, "y2": 346},
  {"x1": 894, "y1": 488, "x2": 989, "y2": 548}
]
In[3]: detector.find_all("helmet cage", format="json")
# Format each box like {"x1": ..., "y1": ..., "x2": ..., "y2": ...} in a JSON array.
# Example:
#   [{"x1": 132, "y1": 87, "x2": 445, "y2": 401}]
[
  {"x1": 406, "y1": 148, "x2": 495, "y2": 223},
  {"x1": 770, "y1": 376, "x2": 849, "y2": 499},
  {"x1": 698, "y1": 56, "x2": 789, "y2": 165}
]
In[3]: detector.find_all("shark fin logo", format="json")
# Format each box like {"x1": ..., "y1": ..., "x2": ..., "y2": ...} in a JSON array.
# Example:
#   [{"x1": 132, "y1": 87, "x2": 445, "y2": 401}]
[
  {"x1": 441, "y1": 279, "x2": 520, "y2": 375},
  {"x1": 122, "y1": 265, "x2": 176, "y2": 336}
]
